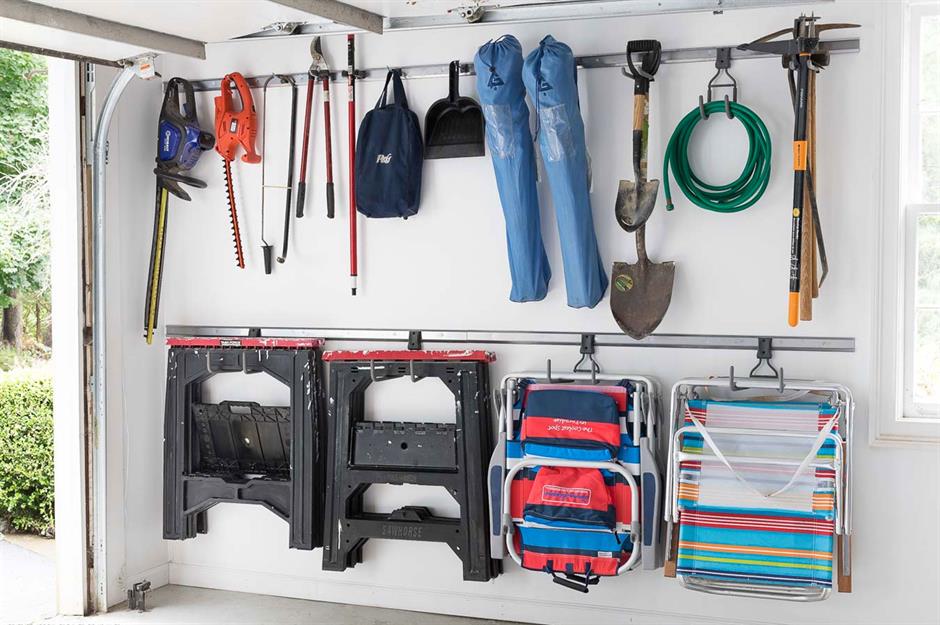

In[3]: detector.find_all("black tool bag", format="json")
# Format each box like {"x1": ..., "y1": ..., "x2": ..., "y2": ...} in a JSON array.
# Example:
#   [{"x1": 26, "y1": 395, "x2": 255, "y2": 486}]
[{"x1": 355, "y1": 70, "x2": 423, "y2": 218}]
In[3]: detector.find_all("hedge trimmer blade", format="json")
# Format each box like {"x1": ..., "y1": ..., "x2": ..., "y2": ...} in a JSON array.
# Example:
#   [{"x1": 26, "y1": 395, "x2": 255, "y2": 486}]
[
  {"x1": 144, "y1": 186, "x2": 169, "y2": 344},
  {"x1": 223, "y1": 159, "x2": 246, "y2": 269}
]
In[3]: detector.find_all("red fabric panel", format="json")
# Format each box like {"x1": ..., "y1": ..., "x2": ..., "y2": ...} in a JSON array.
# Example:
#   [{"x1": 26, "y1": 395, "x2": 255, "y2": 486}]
[
  {"x1": 527, "y1": 467, "x2": 611, "y2": 515},
  {"x1": 612, "y1": 481, "x2": 633, "y2": 525},
  {"x1": 521, "y1": 416, "x2": 620, "y2": 448},
  {"x1": 521, "y1": 551, "x2": 620, "y2": 577}
]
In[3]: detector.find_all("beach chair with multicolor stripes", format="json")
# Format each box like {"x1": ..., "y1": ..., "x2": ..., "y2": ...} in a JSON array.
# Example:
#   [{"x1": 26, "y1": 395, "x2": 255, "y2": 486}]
[
  {"x1": 665, "y1": 377, "x2": 854, "y2": 601},
  {"x1": 487, "y1": 371, "x2": 664, "y2": 591}
]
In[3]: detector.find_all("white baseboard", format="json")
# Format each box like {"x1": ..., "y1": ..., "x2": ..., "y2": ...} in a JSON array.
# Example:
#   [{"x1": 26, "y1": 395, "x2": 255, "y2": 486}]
[
  {"x1": 118, "y1": 562, "x2": 170, "y2": 604},
  {"x1": 169, "y1": 562, "x2": 766, "y2": 625}
]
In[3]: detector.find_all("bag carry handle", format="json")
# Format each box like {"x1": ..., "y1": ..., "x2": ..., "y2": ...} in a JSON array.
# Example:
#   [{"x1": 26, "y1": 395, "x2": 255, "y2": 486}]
[
  {"x1": 545, "y1": 561, "x2": 600, "y2": 593},
  {"x1": 687, "y1": 411, "x2": 838, "y2": 500},
  {"x1": 375, "y1": 69, "x2": 409, "y2": 110}
]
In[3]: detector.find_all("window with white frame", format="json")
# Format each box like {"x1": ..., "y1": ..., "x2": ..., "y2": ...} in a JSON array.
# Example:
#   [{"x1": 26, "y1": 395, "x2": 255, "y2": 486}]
[
  {"x1": 903, "y1": 2, "x2": 939, "y2": 421},
  {"x1": 874, "y1": 1, "x2": 940, "y2": 445}
]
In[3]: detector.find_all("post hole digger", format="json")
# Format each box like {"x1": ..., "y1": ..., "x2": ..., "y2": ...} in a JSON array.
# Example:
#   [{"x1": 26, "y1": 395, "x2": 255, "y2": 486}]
[
  {"x1": 611, "y1": 40, "x2": 675, "y2": 340},
  {"x1": 144, "y1": 78, "x2": 214, "y2": 345},
  {"x1": 739, "y1": 15, "x2": 858, "y2": 326},
  {"x1": 215, "y1": 72, "x2": 260, "y2": 270}
]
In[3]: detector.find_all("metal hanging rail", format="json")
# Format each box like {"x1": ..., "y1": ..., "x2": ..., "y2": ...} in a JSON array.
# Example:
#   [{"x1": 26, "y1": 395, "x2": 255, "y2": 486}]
[
  {"x1": 165, "y1": 325, "x2": 854, "y2": 353},
  {"x1": 184, "y1": 37, "x2": 860, "y2": 93}
]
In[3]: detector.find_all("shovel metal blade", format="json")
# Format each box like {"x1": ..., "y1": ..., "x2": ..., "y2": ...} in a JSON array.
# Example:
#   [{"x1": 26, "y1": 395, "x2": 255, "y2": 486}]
[
  {"x1": 615, "y1": 178, "x2": 660, "y2": 233},
  {"x1": 610, "y1": 259, "x2": 676, "y2": 340}
]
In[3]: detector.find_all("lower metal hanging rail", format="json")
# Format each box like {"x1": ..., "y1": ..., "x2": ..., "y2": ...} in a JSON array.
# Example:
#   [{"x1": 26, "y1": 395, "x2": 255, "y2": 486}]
[{"x1": 165, "y1": 325, "x2": 854, "y2": 353}]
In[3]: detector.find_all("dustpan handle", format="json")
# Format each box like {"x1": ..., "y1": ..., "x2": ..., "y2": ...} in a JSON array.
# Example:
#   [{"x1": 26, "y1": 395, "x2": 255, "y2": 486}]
[
  {"x1": 448, "y1": 60, "x2": 460, "y2": 102},
  {"x1": 687, "y1": 412, "x2": 838, "y2": 500}
]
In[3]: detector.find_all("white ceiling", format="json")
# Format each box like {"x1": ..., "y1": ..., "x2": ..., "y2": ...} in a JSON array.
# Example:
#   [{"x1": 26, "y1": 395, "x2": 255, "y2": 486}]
[
  {"x1": 2, "y1": 0, "x2": 347, "y2": 62},
  {"x1": 0, "y1": 15, "x2": 146, "y2": 62}
]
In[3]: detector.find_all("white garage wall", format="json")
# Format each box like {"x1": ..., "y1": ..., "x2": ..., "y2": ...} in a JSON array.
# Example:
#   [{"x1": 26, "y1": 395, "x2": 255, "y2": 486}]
[{"x1": 101, "y1": 1, "x2": 940, "y2": 623}]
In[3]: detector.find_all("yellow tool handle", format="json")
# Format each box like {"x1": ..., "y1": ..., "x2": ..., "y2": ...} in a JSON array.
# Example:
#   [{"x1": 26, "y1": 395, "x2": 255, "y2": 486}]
[{"x1": 145, "y1": 188, "x2": 168, "y2": 345}]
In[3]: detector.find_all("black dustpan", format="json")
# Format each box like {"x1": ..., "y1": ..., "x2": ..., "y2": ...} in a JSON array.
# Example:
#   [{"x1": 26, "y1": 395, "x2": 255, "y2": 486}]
[{"x1": 425, "y1": 61, "x2": 485, "y2": 159}]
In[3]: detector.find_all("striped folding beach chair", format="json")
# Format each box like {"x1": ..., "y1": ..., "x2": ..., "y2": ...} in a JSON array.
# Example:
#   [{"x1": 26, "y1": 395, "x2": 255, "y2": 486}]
[
  {"x1": 488, "y1": 372, "x2": 664, "y2": 592},
  {"x1": 665, "y1": 381, "x2": 854, "y2": 602}
]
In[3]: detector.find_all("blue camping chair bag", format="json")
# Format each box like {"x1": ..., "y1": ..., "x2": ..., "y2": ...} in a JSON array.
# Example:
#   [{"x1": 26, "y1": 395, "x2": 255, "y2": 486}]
[{"x1": 355, "y1": 70, "x2": 423, "y2": 218}]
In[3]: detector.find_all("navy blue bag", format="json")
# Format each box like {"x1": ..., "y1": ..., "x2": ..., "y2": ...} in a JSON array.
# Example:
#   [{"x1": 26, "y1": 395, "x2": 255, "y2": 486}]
[{"x1": 355, "y1": 70, "x2": 423, "y2": 218}]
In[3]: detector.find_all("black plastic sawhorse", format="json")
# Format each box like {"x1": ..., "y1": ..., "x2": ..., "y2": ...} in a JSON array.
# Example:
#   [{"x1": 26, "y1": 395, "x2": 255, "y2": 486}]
[
  {"x1": 321, "y1": 350, "x2": 500, "y2": 581},
  {"x1": 163, "y1": 336, "x2": 323, "y2": 550}
]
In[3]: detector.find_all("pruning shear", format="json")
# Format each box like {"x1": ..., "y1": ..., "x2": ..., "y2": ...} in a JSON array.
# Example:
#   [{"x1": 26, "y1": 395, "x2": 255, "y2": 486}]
[{"x1": 297, "y1": 36, "x2": 335, "y2": 219}]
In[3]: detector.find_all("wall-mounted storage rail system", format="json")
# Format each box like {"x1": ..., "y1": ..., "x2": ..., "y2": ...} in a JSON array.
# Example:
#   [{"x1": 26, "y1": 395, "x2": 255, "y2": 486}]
[
  {"x1": 184, "y1": 37, "x2": 860, "y2": 92},
  {"x1": 166, "y1": 325, "x2": 854, "y2": 354}
]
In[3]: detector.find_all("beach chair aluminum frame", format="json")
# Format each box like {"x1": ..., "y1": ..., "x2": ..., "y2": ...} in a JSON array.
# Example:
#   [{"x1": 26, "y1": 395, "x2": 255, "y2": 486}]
[
  {"x1": 665, "y1": 376, "x2": 854, "y2": 602},
  {"x1": 489, "y1": 371, "x2": 662, "y2": 574}
]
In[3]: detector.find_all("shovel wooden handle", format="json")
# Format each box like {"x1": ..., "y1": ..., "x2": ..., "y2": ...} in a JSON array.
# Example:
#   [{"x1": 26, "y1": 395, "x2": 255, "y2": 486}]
[
  {"x1": 633, "y1": 93, "x2": 647, "y2": 131},
  {"x1": 633, "y1": 94, "x2": 649, "y2": 181},
  {"x1": 799, "y1": 70, "x2": 817, "y2": 321}
]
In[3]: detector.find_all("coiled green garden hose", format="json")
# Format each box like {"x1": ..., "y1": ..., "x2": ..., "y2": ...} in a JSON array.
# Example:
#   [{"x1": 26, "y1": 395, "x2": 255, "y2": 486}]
[{"x1": 663, "y1": 100, "x2": 772, "y2": 213}]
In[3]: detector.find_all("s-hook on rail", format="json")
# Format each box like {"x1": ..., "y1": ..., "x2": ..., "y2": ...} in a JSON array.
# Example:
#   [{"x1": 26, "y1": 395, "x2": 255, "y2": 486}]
[
  {"x1": 165, "y1": 325, "x2": 854, "y2": 353},
  {"x1": 181, "y1": 38, "x2": 860, "y2": 93}
]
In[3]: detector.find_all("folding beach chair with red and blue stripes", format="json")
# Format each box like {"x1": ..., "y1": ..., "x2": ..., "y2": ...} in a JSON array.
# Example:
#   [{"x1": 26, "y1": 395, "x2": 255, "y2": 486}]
[{"x1": 489, "y1": 372, "x2": 663, "y2": 591}]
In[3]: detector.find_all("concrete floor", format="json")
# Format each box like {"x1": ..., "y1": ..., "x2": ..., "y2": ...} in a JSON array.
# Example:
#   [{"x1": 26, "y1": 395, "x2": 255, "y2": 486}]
[
  {"x1": 0, "y1": 534, "x2": 56, "y2": 625},
  {"x1": 48, "y1": 585, "x2": 519, "y2": 625}
]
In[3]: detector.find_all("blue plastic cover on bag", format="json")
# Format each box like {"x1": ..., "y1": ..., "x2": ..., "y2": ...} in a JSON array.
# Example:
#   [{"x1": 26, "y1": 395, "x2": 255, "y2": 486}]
[
  {"x1": 355, "y1": 70, "x2": 423, "y2": 218},
  {"x1": 474, "y1": 36, "x2": 551, "y2": 302},
  {"x1": 523, "y1": 35, "x2": 607, "y2": 308}
]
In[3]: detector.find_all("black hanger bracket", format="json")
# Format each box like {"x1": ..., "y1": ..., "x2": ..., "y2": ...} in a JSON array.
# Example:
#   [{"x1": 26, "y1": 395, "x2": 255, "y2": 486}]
[
  {"x1": 573, "y1": 334, "x2": 600, "y2": 384},
  {"x1": 729, "y1": 337, "x2": 785, "y2": 393}
]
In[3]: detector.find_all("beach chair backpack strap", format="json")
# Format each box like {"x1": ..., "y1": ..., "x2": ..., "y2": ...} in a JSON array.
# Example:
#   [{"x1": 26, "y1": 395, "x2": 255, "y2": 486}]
[
  {"x1": 544, "y1": 560, "x2": 600, "y2": 593},
  {"x1": 686, "y1": 411, "x2": 839, "y2": 499}
]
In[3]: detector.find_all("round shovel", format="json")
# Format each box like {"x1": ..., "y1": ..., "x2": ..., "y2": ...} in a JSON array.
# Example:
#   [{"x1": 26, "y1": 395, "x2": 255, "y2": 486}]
[{"x1": 610, "y1": 40, "x2": 676, "y2": 340}]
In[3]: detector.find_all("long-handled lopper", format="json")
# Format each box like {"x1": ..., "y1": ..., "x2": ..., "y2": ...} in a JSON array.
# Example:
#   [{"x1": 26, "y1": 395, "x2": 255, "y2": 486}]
[
  {"x1": 297, "y1": 37, "x2": 334, "y2": 219},
  {"x1": 296, "y1": 42, "x2": 316, "y2": 219},
  {"x1": 317, "y1": 38, "x2": 336, "y2": 218}
]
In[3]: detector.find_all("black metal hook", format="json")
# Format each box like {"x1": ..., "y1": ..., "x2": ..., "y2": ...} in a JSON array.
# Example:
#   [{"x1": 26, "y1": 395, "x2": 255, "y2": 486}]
[
  {"x1": 572, "y1": 334, "x2": 600, "y2": 385},
  {"x1": 621, "y1": 40, "x2": 662, "y2": 94},
  {"x1": 705, "y1": 47, "x2": 737, "y2": 118},
  {"x1": 697, "y1": 94, "x2": 734, "y2": 121},
  {"x1": 729, "y1": 338, "x2": 785, "y2": 393}
]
